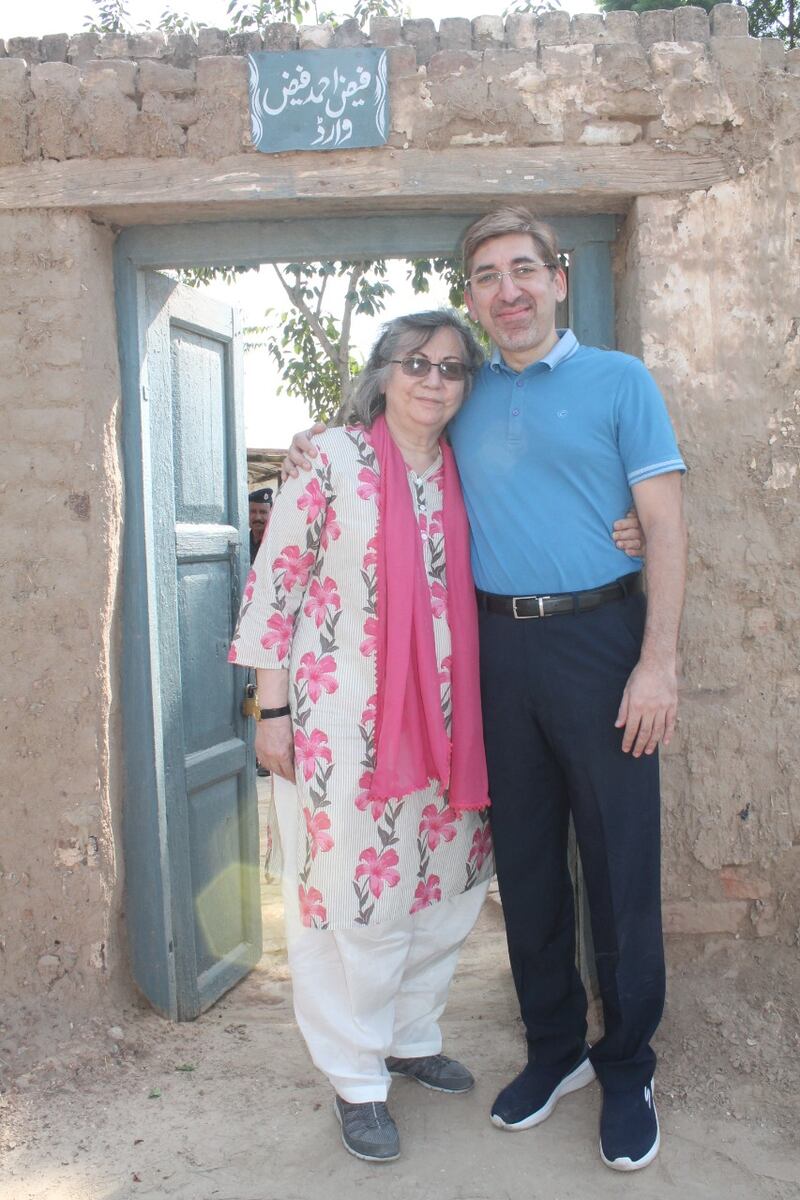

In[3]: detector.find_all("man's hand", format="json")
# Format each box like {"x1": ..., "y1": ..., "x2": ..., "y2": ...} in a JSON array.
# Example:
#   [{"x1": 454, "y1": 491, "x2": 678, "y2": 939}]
[
  {"x1": 281, "y1": 422, "x2": 327, "y2": 481},
  {"x1": 613, "y1": 508, "x2": 645, "y2": 558},
  {"x1": 255, "y1": 716, "x2": 296, "y2": 781},
  {"x1": 615, "y1": 661, "x2": 678, "y2": 757}
]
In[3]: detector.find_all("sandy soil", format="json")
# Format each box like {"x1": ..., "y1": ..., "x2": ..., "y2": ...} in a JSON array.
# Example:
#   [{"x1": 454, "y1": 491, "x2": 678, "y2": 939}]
[{"x1": 2, "y1": 786, "x2": 798, "y2": 1200}]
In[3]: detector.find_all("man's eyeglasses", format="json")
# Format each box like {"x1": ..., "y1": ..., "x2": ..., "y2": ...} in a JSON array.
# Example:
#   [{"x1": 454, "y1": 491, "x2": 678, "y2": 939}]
[
  {"x1": 468, "y1": 262, "x2": 557, "y2": 292},
  {"x1": 390, "y1": 356, "x2": 470, "y2": 382}
]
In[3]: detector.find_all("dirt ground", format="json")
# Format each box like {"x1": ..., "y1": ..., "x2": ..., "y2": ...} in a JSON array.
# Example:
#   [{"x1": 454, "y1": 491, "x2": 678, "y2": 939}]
[{"x1": 2, "y1": 784, "x2": 799, "y2": 1200}]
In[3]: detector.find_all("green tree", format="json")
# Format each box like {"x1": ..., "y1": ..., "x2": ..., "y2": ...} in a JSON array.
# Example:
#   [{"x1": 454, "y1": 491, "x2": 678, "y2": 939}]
[
  {"x1": 744, "y1": 0, "x2": 796, "y2": 44},
  {"x1": 502, "y1": 0, "x2": 562, "y2": 15},
  {"x1": 84, "y1": 0, "x2": 133, "y2": 31}
]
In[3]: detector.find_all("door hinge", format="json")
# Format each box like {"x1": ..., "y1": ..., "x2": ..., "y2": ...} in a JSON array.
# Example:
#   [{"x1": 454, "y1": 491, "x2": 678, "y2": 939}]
[{"x1": 141, "y1": 385, "x2": 149, "y2": 404}]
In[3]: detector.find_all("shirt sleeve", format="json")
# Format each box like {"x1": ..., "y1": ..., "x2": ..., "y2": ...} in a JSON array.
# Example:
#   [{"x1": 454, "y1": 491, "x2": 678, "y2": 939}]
[
  {"x1": 228, "y1": 464, "x2": 329, "y2": 670},
  {"x1": 615, "y1": 358, "x2": 686, "y2": 487}
]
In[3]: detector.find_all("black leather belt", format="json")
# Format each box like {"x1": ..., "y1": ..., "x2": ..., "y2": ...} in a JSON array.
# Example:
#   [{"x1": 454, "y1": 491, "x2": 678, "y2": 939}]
[{"x1": 476, "y1": 572, "x2": 643, "y2": 619}]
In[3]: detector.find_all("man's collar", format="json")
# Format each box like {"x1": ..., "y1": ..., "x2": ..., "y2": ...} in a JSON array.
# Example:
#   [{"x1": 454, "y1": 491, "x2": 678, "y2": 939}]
[{"x1": 489, "y1": 328, "x2": 580, "y2": 374}]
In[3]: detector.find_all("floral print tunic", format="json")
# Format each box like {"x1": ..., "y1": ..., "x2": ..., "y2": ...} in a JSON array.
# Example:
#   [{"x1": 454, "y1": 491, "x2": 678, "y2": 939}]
[{"x1": 229, "y1": 426, "x2": 493, "y2": 931}]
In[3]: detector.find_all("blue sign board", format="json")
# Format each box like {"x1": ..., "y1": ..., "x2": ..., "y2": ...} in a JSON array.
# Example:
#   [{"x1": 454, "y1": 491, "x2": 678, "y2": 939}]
[{"x1": 248, "y1": 48, "x2": 389, "y2": 154}]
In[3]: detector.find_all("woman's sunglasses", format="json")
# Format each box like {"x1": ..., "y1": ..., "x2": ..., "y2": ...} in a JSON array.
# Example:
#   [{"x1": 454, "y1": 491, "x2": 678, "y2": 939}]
[{"x1": 389, "y1": 355, "x2": 470, "y2": 382}]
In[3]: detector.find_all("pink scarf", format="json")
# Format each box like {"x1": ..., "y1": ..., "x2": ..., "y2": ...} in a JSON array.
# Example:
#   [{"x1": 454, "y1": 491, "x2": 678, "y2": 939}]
[{"x1": 367, "y1": 415, "x2": 490, "y2": 812}]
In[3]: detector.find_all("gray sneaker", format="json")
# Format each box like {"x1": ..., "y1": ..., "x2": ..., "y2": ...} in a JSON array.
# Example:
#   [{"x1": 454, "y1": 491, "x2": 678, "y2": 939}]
[
  {"x1": 386, "y1": 1053, "x2": 475, "y2": 1094},
  {"x1": 334, "y1": 1096, "x2": 400, "y2": 1162}
]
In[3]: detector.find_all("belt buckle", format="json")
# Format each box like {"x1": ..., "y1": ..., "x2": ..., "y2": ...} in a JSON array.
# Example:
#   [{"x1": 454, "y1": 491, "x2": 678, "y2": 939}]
[{"x1": 512, "y1": 594, "x2": 550, "y2": 619}]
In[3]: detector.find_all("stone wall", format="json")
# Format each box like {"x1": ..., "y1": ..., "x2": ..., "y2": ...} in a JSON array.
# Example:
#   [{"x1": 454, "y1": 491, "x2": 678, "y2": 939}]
[
  {"x1": 0, "y1": 210, "x2": 124, "y2": 1004},
  {"x1": 0, "y1": 5, "x2": 798, "y2": 165},
  {"x1": 0, "y1": 7, "x2": 798, "y2": 1016}
]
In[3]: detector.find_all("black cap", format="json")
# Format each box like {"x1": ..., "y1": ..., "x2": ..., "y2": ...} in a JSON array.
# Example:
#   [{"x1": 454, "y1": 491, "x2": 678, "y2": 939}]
[{"x1": 248, "y1": 487, "x2": 273, "y2": 504}]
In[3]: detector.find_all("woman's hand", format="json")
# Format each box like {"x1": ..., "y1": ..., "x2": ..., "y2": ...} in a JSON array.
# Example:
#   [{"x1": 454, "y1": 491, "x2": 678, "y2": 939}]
[
  {"x1": 613, "y1": 508, "x2": 646, "y2": 558},
  {"x1": 254, "y1": 716, "x2": 296, "y2": 782},
  {"x1": 281, "y1": 422, "x2": 326, "y2": 481}
]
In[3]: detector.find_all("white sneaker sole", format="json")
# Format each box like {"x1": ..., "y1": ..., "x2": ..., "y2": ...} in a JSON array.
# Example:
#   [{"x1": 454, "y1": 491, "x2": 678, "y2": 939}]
[
  {"x1": 600, "y1": 1084, "x2": 660, "y2": 1171},
  {"x1": 491, "y1": 1056, "x2": 597, "y2": 1130},
  {"x1": 334, "y1": 1099, "x2": 400, "y2": 1163}
]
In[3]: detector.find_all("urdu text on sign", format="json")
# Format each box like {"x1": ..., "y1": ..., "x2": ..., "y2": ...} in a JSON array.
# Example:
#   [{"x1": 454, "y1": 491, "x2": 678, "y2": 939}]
[{"x1": 248, "y1": 48, "x2": 390, "y2": 154}]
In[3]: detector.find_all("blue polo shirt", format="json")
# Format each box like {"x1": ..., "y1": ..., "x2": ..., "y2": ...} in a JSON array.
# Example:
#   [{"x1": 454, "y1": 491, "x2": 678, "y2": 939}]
[{"x1": 448, "y1": 330, "x2": 686, "y2": 594}]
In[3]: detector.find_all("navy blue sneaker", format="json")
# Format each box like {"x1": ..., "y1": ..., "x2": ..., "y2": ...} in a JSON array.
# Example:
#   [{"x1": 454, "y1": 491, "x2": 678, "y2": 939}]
[
  {"x1": 491, "y1": 1045, "x2": 596, "y2": 1130},
  {"x1": 600, "y1": 1077, "x2": 660, "y2": 1171}
]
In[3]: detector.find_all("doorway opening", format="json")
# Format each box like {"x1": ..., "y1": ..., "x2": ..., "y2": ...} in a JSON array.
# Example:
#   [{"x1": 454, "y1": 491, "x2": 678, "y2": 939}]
[{"x1": 115, "y1": 212, "x2": 617, "y2": 1019}]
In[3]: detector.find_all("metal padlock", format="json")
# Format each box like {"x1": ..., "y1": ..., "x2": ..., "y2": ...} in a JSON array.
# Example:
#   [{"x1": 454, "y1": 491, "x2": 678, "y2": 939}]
[{"x1": 241, "y1": 682, "x2": 261, "y2": 720}]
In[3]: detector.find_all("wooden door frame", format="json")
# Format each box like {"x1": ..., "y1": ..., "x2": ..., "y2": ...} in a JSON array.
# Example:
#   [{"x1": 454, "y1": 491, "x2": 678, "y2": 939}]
[{"x1": 115, "y1": 209, "x2": 616, "y2": 1013}]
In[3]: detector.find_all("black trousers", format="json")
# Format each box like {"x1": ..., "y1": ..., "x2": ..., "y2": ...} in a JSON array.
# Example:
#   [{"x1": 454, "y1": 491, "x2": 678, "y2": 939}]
[{"x1": 479, "y1": 590, "x2": 665, "y2": 1092}]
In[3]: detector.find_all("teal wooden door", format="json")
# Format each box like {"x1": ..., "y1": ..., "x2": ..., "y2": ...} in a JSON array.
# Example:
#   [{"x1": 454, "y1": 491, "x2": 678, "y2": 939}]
[{"x1": 121, "y1": 272, "x2": 261, "y2": 1020}]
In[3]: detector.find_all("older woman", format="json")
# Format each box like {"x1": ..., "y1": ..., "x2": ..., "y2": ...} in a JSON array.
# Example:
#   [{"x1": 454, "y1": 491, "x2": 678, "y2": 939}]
[{"x1": 229, "y1": 310, "x2": 493, "y2": 1163}]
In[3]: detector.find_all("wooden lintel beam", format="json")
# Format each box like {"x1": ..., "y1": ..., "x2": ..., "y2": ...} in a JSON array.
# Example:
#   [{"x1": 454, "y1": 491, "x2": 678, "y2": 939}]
[{"x1": 0, "y1": 147, "x2": 731, "y2": 225}]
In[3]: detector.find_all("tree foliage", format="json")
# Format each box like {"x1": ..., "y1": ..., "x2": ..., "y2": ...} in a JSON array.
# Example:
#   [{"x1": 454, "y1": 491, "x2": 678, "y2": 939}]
[
  {"x1": 502, "y1": 0, "x2": 562, "y2": 15},
  {"x1": 744, "y1": 0, "x2": 797, "y2": 44},
  {"x1": 245, "y1": 257, "x2": 470, "y2": 421}
]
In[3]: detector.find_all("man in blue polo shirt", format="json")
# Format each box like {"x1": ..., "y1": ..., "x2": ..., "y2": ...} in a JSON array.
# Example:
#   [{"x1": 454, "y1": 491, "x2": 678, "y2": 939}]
[{"x1": 455, "y1": 207, "x2": 686, "y2": 1173}]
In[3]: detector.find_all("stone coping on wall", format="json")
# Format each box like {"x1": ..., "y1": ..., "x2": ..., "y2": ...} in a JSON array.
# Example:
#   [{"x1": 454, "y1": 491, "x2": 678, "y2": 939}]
[
  {"x1": 0, "y1": 4, "x2": 797, "y2": 171},
  {"x1": 0, "y1": 5, "x2": 796, "y2": 67}
]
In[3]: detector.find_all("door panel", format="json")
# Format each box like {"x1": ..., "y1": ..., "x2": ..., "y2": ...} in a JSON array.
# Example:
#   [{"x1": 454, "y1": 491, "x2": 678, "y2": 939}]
[
  {"x1": 122, "y1": 270, "x2": 260, "y2": 1020},
  {"x1": 170, "y1": 328, "x2": 229, "y2": 522},
  {"x1": 177, "y1": 561, "x2": 239, "y2": 754}
]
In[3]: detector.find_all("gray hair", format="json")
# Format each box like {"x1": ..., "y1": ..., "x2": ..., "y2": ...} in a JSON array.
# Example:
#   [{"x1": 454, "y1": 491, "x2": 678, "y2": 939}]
[{"x1": 345, "y1": 309, "x2": 484, "y2": 428}]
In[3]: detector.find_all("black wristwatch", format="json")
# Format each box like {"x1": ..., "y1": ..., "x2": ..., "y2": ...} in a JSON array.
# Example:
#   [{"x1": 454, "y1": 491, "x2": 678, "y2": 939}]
[{"x1": 241, "y1": 684, "x2": 290, "y2": 721}]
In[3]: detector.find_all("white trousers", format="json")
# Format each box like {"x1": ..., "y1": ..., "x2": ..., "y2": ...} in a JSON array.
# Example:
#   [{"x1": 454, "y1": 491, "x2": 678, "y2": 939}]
[{"x1": 274, "y1": 776, "x2": 489, "y2": 1103}]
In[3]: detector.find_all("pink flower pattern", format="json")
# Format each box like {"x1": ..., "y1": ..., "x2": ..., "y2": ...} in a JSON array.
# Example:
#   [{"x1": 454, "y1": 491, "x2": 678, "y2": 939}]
[
  {"x1": 303, "y1": 576, "x2": 341, "y2": 628},
  {"x1": 296, "y1": 652, "x2": 338, "y2": 703},
  {"x1": 356, "y1": 467, "x2": 380, "y2": 500},
  {"x1": 360, "y1": 616, "x2": 378, "y2": 658},
  {"x1": 321, "y1": 506, "x2": 341, "y2": 550},
  {"x1": 304, "y1": 808, "x2": 335, "y2": 859},
  {"x1": 410, "y1": 875, "x2": 442, "y2": 914},
  {"x1": 294, "y1": 728, "x2": 333, "y2": 782},
  {"x1": 299, "y1": 885, "x2": 327, "y2": 927},
  {"x1": 363, "y1": 536, "x2": 378, "y2": 567},
  {"x1": 273, "y1": 545, "x2": 316, "y2": 591},
  {"x1": 354, "y1": 770, "x2": 388, "y2": 822},
  {"x1": 468, "y1": 827, "x2": 493, "y2": 872},
  {"x1": 355, "y1": 847, "x2": 401, "y2": 899},
  {"x1": 260, "y1": 611, "x2": 294, "y2": 661},
  {"x1": 227, "y1": 428, "x2": 492, "y2": 929},
  {"x1": 430, "y1": 580, "x2": 447, "y2": 619},
  {"x1": 419, "y1": 804, "x2": 458, "y2": 851},
  {"x1": 297, "y1": 478, "x2": 327, "y2": 523}
]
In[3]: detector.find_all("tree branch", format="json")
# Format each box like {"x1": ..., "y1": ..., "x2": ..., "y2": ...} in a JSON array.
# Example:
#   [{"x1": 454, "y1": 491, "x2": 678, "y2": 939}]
[
  {"x1": 339, "y1": 262, "x2": 367, "y2": 373},
  {"x1": 272, "y1": 263, "x2": 340, "y2": 365}
]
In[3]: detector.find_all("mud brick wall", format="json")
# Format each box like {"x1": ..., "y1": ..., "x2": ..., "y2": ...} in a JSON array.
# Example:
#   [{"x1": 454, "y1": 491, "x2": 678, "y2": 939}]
[
  {"x1": 0, "y1": 5, "x2": 798, "y2": 1014},
  {"x1": 0, "y1": 210, "x2": 124, "y2": 1001}
]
